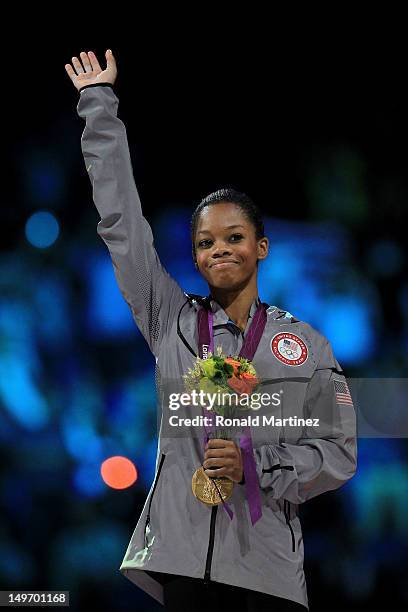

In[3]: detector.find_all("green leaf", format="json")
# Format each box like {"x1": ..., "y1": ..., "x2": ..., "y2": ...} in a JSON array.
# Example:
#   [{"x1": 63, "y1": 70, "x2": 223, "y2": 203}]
[{"x1": 223, "y1": 363, "x2": 234, "y2": 377}]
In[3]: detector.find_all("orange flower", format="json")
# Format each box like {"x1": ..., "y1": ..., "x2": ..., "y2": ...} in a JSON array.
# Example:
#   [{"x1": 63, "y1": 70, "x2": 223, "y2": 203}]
[
  {"x1": 241, "y1": 372, "x2": 259, "y2": 393},
  {"x1": 227, "y1": 375, "x2": 248, "y2": 394},
  {"x1": 225, "y1": 357, "x2": 241, "y2": 376},
  {"x1": 227, "y1": 373, "x2": 259, "y2": 395}
]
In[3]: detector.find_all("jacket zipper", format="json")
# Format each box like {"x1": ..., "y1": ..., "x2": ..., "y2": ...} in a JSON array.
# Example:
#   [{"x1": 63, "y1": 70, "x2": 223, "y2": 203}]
[
  {"x1": 203, "y1": 505, "x2": 218, "y2": 584},
  {"x1": 284, "y1": 499, "x2": 296, "y2": 553},
  {"x1": 261, "y1": 463, "x2": 296, "y2": 552},
  {"x1": 144, "y1": 452, "x2": 166, "y2": 548}
]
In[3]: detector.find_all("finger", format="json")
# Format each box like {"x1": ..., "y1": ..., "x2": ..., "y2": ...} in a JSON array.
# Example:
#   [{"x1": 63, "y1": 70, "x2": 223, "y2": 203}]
[
  {"x1": 71, "y1": 56, "x2": 84, "y2": 75},
  {"x1": 205, "y1": 448, "x2": 227, "y2": 459},
  {"x1": 204, "y1": 467, "x2": 225, "y2": 477},
  {"x1": 204, "y1": 458, "x2": 223, "y2": 469},
  {"x1": 208, "y1": 451, "x2": 236, "y2": 464},
  {"x1": 64, "y1": 63, "x2": 76, "y2": 80},
  {"x1": 206, "y1": 439, "x2": 233, "y2": 449},
  {"x1": 204, "y1": 457, "x2": 233, "y2": 469},
  {"x1": 88, "y1": 50, "x2": 102, "y2": 73},
  {"x1": 106, "y1": 48, "x2": 116, "y2": 67},
  {"x1": 204, "y1": 450, "x2": 237, "y2": 463},
  {"x1": 80, "y1": 51, "x2": 92, "y2": 73}
]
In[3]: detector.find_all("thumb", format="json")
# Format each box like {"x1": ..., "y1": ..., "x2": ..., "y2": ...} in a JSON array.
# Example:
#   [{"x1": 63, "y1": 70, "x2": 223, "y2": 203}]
[{"x1": 106, "y1": 49, "x2": 115, "y2": 64}]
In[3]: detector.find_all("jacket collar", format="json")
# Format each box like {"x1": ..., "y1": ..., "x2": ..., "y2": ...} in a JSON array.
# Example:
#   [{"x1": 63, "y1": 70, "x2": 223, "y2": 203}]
[{"x1": 208, "y1": 294, "x2": 261, "y2": 325}]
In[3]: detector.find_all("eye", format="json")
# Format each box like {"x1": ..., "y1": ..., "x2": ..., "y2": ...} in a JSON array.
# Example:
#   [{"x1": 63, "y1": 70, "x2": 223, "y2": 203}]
[
  {"x1": 197, "y1": 234, "x2": 244, "y2": 249},
  {"x1": 197, "y1": 239, "x2": 213, "y2": 248}
]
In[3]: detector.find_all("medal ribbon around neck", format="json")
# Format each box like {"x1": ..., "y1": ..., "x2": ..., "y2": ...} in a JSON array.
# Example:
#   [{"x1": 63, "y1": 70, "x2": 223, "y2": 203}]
[{"x1": 196, "y1": 298, "x2": 267, "y2": 525}]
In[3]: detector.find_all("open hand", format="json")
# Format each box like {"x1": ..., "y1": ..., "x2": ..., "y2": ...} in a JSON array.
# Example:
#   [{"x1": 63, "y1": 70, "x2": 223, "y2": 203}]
[
  {"x1": 203, "y1": 438, "x2": 244, "y2": 484},
  {"x1": 64, "y1": 50, "x2": 117, "y2": 92}
]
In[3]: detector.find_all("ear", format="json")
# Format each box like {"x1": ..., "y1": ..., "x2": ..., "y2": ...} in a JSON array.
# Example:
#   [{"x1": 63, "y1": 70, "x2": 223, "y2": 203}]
[{"x1": 257, "y1": 237, "x2": 269, "y2": 261}]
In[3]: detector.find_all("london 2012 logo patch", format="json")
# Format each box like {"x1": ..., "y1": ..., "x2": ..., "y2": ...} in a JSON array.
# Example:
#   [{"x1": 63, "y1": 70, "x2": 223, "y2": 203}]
[{"x1": 270, "y1": 332, "x2": 308, "y2": 366}]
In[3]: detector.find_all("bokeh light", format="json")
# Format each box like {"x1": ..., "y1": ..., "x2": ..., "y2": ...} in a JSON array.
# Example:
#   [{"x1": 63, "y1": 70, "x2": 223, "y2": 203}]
[
  {"x1": 25, "y1": 211, "x2": 60, "y2": 248},
  {"x1": 100, "y1": 455, "x2": 138, "y2": 490}
]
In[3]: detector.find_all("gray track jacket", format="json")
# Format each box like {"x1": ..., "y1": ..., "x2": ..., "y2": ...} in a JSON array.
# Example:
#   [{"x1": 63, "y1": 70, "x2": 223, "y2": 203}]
[{"x1": 76, "y1": 83, "x2": 357, "y2": 610}]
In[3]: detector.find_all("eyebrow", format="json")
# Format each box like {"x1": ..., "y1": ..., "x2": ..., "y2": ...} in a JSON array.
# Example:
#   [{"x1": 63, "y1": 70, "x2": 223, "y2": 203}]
[{"x1": 197, "y1": 224, "x2": 245, "y2": 235}]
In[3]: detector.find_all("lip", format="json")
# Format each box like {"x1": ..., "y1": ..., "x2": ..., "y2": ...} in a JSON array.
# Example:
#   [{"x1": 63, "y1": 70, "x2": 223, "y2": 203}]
[{"x1": 211, "y1": 261, "x2": 238, "y2": 269}]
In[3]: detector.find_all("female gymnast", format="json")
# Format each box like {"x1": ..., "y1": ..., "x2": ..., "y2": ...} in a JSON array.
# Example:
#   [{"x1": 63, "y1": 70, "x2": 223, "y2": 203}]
[{"x1": 65, "y1": 49, "x2": 357, "y2": 612}]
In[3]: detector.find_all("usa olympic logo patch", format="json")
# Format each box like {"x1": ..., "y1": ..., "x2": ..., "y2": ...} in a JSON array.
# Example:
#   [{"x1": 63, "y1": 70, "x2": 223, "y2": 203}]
[{"x1": 270, "y1": 332, "x2": 308, "y2": 366}]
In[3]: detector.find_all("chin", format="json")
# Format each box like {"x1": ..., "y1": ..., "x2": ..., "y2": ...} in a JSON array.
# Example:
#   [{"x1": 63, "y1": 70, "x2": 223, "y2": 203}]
[{"x1": 208, "y1": 275, "x2": 244, "y2": 290}]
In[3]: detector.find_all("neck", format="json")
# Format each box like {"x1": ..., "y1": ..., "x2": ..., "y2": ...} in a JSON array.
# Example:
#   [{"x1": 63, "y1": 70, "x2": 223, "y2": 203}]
[{"x1": 209, "y1": 279, "x2": 259, "y2": 332}]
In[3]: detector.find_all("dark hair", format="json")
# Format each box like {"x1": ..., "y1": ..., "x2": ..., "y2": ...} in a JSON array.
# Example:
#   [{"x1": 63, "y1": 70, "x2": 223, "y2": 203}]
[{"x1": 190, "y1": 188, "x2": 265, "y2": 264}]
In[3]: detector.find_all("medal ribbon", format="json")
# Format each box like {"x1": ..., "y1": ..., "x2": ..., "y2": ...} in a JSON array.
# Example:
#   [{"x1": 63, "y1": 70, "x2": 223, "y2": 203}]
[{"x1": 197, "y1": 298, "x2": 267, "y2": 525}]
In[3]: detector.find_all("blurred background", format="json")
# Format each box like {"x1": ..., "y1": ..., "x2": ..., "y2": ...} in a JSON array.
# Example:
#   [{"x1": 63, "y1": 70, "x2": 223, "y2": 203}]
[{"x1": 1, "y1": 30, "x2": 408, "y2": 611}]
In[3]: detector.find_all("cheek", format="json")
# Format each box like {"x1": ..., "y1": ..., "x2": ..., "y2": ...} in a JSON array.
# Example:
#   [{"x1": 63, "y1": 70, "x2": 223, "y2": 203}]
[
  {"x1": 196, "y1": 253, "x2": 209, "y2": 269},
  {"x1": 237, "y1": 244, "x2": 257, "y2": 263}
]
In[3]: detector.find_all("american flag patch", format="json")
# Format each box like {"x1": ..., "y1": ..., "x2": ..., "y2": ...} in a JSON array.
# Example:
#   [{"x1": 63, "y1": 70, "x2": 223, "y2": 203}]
[
  {"x1": 283, "y1": 339, "x2": 298, "y2": 350},
  {"x1": 333, "y1": 379, "x2": 354, "y2": 406}
]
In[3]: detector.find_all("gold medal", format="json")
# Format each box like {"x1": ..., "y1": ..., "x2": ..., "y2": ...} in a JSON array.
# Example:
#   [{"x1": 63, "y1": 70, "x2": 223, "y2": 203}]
[{"x1": 191, "y1": 466, "x2": 234, "y2": 506}]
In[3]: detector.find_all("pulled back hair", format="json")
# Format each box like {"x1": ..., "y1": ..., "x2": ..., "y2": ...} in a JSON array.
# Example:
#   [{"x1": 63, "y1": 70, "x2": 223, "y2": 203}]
[{"x1": 190, "y1": 188, "x2": 265, "y2": 265}]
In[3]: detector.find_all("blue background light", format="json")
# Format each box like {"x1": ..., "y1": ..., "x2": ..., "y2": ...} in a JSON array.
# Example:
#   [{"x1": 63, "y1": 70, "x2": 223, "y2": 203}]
[{"x1": 25, "y1": 211, "x2": 60, "y2": 248}]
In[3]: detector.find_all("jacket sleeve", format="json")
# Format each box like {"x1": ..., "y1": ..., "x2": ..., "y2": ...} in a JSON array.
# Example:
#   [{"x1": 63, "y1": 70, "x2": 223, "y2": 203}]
[
  {"x1": 253, "y1": 336, "x2": 357, "y2": 504},
  {"x1": 76, "y1": 83, "x2": 187, "y2": 357}
]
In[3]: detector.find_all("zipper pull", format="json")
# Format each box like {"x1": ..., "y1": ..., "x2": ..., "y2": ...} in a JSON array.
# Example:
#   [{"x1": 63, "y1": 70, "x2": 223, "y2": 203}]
[{"x1": 144, "y1": 516, "x2": 150, "y2": 548}]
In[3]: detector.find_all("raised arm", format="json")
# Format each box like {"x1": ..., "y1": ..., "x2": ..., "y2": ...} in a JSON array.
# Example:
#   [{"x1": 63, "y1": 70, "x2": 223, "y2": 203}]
[{"x1": 65, "y1": 50, "x2": 187, "y2": 356}]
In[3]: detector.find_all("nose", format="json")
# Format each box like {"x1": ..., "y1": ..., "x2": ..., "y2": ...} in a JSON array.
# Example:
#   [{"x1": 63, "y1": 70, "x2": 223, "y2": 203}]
[{"x1": 211, "y1": 243, "x2": 233, "y2": 258}]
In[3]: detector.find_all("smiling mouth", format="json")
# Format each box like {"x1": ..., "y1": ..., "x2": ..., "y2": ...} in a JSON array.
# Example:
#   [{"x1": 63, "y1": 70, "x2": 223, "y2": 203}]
[{"x1": 211, "y1": 261, "x2": 238, "y2": 269}]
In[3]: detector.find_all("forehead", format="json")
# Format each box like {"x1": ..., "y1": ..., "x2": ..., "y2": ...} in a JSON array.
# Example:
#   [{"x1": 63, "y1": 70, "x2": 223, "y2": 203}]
[{"x1": 196, "y1": 202, "x2": 249, "y2": 232}]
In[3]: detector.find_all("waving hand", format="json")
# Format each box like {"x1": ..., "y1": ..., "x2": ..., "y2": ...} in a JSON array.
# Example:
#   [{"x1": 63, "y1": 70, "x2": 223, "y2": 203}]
[{"x1": 65, "y1": 49, "x2": 117, "y2": 92}]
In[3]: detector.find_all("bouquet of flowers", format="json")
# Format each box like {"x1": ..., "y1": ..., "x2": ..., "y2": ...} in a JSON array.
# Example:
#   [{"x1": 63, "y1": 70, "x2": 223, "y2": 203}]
[{"x1": 183, "y1": 345, "x2": 260, "y2": 440}]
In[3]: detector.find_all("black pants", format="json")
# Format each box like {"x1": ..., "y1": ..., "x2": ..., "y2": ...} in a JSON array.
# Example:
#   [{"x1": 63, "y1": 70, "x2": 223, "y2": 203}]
[{"x1": 149, "y1": 572, "x2": 308, "y2": 612}]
